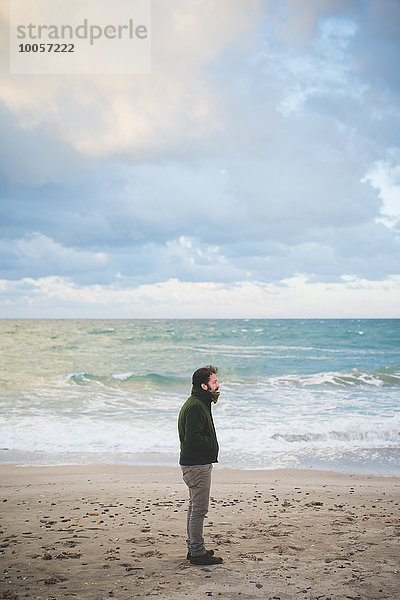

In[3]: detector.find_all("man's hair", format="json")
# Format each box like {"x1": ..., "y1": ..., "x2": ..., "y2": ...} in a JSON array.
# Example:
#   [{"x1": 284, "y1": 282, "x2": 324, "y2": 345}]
[{"x1": 192, "y1": 365, "x2": 218, "y2": 388}]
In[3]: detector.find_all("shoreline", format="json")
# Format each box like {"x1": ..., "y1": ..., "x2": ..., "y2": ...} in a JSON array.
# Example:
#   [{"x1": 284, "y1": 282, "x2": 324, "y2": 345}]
[
  {"x1": 1, "y1": 464, "x2": 399, "y2": 599},
  {"x1": 2, "y1": 446, "x2": 400, "y2": 479},
  {"x1": 1, "y1": 462, "x2": 400, "y2": 478}
]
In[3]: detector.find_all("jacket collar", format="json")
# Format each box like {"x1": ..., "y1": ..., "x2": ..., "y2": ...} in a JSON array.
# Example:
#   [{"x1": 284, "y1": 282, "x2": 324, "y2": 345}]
[{"x1": 191, "y1": 385, "x2": 212, "y2": 404}]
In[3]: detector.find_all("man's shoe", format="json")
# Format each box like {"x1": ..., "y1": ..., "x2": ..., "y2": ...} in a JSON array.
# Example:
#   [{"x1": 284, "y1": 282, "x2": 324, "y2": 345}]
[
  {"x1": 186, "y1": 549, "x2": 214, "y2": 560},
  {"x1": 189, "y1": 552, "x2": 223, "y2": 565}
]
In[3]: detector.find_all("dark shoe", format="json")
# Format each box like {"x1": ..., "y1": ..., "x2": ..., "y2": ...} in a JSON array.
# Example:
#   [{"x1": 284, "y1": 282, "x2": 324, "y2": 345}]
[
  {"x1": 189, "y1": 552, "x2": 222, "y2": 565},
  {"x1": 186, "y1": 549, "x2": 214, "y2": 560}
]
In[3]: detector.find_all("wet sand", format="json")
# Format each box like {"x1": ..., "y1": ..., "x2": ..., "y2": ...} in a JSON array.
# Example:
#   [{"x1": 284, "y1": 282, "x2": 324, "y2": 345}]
[{"x1": 0, "y1": 465, "x2": 399, "y2": 599}]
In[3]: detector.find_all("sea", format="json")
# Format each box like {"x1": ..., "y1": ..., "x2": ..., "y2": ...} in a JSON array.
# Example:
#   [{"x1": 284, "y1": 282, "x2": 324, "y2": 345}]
[{"x1": 0, "y1": 319, "x2": 399, "y2": 476}]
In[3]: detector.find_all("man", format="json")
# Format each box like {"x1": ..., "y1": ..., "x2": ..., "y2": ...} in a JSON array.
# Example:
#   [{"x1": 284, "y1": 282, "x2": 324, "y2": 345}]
[{"x1": 178, "y1": 365, "x2": 223, "y2": 565}]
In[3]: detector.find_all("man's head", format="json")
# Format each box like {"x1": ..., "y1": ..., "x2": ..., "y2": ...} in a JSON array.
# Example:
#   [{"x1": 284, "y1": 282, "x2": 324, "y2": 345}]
[{"x1": 192, "y1": 365, "x2": 219, "y2": 393}]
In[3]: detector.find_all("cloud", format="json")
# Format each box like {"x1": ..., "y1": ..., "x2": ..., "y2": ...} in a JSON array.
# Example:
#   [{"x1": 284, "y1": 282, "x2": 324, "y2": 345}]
[
  {"x1": 1, "y1": 274, "x2": 400, "y2": 319},
  {"x1": 0, "y1": 0, "x2": 264, "y2": 157},
  {"x1": 0, "y1": 233, "x2": 110, "y2": 282},
  {"x1": 2, "y1": 149, "x2": 398, "y2": 286},
  {"x1": 0, "y1": 1, "x2": 399, "y2": 316},
  {"x1": 367, "y1": 154, "x2": 400, "y2": 229}
]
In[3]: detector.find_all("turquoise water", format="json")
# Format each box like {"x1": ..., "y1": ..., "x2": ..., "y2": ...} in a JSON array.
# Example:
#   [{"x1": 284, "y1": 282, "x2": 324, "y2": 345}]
[{"x1": 0, "y1": 319, "x2": 399, "y2": 475}]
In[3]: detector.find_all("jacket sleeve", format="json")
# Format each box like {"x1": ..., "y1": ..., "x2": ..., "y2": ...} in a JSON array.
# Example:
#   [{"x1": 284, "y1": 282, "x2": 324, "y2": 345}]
[{"x1": 184, "y1": 405, "x2": 214, "y2": 452}]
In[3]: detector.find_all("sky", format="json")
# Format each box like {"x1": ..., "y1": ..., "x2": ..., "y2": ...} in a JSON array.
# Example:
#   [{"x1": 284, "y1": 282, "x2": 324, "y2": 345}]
[{"x1": 0, "y1": 0, "x2": 400, "y2": 318}]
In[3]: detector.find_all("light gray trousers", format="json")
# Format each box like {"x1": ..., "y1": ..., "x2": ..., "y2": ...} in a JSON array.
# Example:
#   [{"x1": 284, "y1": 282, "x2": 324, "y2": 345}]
[{"x1": 181, "y1": 463, "x2": 212, "y2": 557}]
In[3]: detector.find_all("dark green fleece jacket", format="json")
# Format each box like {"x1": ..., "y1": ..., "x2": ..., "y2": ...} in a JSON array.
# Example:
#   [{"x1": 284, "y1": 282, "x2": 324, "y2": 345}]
[{"x1": 178, "y1": 386, "x2": 219, "y2": 465}]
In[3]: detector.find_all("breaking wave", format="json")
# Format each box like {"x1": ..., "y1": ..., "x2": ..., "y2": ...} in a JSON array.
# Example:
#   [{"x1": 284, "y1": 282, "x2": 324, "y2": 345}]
[
  {"x1": 266, "y1": 366, "x2": 400, "y2": 388},
  {"x1": 65, "y1": 371, "x2": 186, "y2": 388},
  {"x1": 65, "y1": 366, "x2": 400, "y2": 390},
  {"x1": 270, "y1": 429, "x2": 400, "y2": 446}
]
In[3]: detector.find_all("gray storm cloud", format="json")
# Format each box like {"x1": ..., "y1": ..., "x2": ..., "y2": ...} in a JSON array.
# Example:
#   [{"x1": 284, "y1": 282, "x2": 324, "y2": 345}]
[{"x1": 0, "y1": 0, "x2": 399, "y2": 297}]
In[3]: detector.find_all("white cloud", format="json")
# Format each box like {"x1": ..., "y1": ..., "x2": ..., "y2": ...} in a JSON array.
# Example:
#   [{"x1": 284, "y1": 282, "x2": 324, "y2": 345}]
[
  {"x1": 1, "y1": 275, "x2": 399, "y2": 319},
  {"x1": 1, "y1": 1, "x2": 399, "y2": 316},
  {"x1": 0, "y1": 233, "x2": 113, "y2": 283},
  {"x1": 367, "y1": 155, "x2": 400, "y2": 229},
  {"x1": 0, "y1": 0, "x2": 264, "y2": 157},
  {"x1": 277, "y1": 17, "x2": 365, "y2": 117}
]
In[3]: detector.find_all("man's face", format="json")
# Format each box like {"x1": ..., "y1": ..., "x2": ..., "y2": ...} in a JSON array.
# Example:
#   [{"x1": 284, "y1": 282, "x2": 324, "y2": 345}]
[{"x1": 202, "y1": 373, "x2": 219, "y2": 393}]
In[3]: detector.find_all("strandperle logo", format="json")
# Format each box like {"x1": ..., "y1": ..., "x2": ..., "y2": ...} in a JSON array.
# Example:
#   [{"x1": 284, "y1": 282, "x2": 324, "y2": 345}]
[
  {"x1": 10, "y1": 0, "x2": 151, "y2": 75},
  {"x1": 16, "y1": 18, "x2": 148, "y2": 46}
]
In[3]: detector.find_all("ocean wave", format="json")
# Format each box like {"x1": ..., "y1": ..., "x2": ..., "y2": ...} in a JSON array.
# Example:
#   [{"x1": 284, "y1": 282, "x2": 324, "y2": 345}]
[
  {"x1": 2, "y1": 418, "x2": 398, "y2": 459},
  {"x1": 270, "y1": 429, "x2": 400, "y2": 445},
  {"x1": 63, "y1": 365, "x2": 400, "y2": 390},
  {"x1": 218, "y1": 424, "x2": 400, "y2": 454},
  {"x1": 65, "y1": 372, "x2": 186, "y2": 388},
  {"x1": 266, "y1": 366, "x2": 400, "y2": 388},
  {"x1": 180, "y1": 343, "x2": 367, "y2": 355}
]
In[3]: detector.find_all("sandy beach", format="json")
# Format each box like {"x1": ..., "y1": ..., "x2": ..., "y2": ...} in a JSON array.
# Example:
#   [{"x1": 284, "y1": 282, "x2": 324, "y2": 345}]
[{"x1": 0, "y1": 465, "x2": 399, "y2": 600}]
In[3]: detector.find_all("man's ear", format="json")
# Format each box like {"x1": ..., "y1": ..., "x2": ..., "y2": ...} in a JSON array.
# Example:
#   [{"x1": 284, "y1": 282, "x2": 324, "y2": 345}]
[{"x1": 200, "y1": 383, "x2": 207, "y2": 391}]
